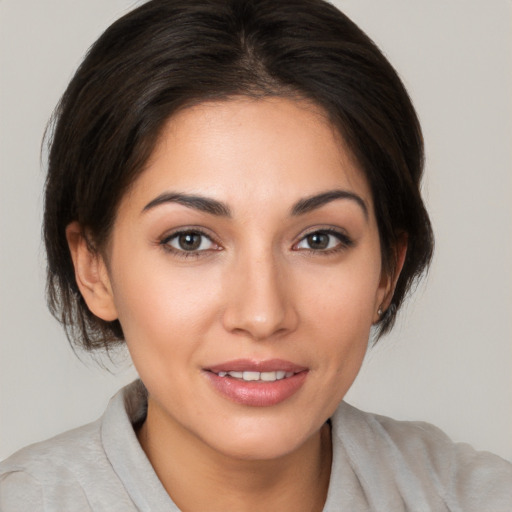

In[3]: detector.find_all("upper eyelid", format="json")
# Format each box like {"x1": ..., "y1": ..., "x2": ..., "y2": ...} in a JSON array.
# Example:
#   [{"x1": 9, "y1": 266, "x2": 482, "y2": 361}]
[
  {"x1": 160, "y1": 228, "x2": 221, "y2": 250},
  {"x1": 294, "y1": 227, "x2": 354, "y2": 249},
  {"x1": 297, "y1": 226, "x2": 351, "y2": 240},
  {"x1": 161, "y1": 226, "x2": 215, "y2": 241}
]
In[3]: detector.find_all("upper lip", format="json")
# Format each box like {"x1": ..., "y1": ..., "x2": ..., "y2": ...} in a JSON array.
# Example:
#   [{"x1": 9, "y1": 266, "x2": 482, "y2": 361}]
[{"x1": 206, "y1": 359, "x2": 307, "y2": 374}]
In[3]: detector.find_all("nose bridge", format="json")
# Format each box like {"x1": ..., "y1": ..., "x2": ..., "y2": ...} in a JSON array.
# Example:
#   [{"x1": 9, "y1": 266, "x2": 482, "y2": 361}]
[{"x1": 222, "y1": 241, "x2": 297, "y2": 340}]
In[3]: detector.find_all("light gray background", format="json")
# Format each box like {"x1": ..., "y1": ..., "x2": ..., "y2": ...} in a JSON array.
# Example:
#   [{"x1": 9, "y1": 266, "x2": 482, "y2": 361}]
[{"x1": 1, "y1": 0, "x2": 511, "y2": 461}]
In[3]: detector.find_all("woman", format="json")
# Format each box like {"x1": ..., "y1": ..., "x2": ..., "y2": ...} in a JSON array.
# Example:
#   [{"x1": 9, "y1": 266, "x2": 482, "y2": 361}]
[{"x1": 1, "y1": 0, "x2": 510, "y2": 510}]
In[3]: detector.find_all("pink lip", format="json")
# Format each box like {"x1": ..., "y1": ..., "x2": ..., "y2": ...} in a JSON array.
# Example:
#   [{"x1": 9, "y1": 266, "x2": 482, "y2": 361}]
[
  {"x1": 204, "y1": 359, "x2": 308, "y2": 407},
  {"x1": 207, "y1": 358, "x2": 307, "y2": 373}
]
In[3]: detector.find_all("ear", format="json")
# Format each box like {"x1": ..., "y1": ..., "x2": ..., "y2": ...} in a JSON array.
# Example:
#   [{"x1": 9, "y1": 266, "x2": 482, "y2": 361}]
[
  {"x1": 374, "y1": 235, "x2": 408, "y2": 323},
  {"x1": 66, "y1": 222, "x2": 118, "y2": 322}
]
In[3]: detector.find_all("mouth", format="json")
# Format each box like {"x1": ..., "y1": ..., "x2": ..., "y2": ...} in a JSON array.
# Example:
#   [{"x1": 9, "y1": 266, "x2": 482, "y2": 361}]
[
  {"x1": 204, "y1": 359, "x2": 308, "y2": 406},
  {"x1": 206, "y1": 358, "x2": 307, "y2": 381},
  {"x1": 212, "y1": 370, "x2": 296, "y2": 382}
]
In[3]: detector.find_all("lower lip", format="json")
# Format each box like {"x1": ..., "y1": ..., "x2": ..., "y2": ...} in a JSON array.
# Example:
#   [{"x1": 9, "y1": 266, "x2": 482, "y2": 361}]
[{"x1": 205, "y1": 371, "x2": 308, "y2": 407}]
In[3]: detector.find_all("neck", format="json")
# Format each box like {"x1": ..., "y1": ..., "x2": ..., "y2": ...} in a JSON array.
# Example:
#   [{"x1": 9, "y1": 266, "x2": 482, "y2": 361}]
[{"x1": 137, "y1": 399, "x2": 332, "y2": 512}]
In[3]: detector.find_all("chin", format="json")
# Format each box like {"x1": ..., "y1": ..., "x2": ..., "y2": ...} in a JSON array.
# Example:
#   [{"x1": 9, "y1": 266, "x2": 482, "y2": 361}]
[
  {"x1": 213, "y1": 438, "x2": 301, "y2": 462},
  {"x1": 201, "y1": 418, "x2": 321, "y2": 462}
]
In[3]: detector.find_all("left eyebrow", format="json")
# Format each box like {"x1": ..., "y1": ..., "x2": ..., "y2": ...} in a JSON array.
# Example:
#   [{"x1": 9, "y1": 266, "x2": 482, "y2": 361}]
[
  {"x1": 142, "y1": 192, "x2": 231, "y2": 217},
  {"x1": 291, "y1": 190, "x2": 369, "y2": 219}
]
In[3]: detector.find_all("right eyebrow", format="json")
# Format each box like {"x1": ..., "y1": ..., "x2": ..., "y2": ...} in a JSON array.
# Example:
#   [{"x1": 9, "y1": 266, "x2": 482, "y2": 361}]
[{"x1": 142, "y1": 192, "x2": 232, "y2": 217}]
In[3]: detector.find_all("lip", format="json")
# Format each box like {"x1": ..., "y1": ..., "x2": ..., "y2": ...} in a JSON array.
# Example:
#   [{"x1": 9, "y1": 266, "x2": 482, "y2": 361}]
[
  {"x1": 204, "y1": 359, "x2": 308, "y2": 407},
  {"x1": 207, "y1": 358, "x2": 307, "y2": 373}
]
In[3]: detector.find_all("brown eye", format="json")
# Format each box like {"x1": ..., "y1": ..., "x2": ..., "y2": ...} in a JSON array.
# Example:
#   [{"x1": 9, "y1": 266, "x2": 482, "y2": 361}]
[
  {"x1": 178, "y1": 233, "x2": 203, "y2": 251},
  {"x1": 295, "y1": 229, "x2": 353, "y2": 252},
  {"x1": 163, "y1": 230, "x2": 216, "y2": 252},
  {"x1": 305, "y1": 233, "x2": 330, "y2": 250}
]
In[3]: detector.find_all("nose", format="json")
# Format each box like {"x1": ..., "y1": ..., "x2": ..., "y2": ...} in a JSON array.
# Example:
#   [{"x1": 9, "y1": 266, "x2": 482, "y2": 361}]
[{"x1": 221, "y1": 250, "x2": 298, "y2": 341}]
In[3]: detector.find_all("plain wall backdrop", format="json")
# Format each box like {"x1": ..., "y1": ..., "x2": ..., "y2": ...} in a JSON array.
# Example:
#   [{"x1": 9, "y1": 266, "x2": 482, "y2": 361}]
[{"x1": 1, "y1": 0, "x2": 511, "y2": 461}]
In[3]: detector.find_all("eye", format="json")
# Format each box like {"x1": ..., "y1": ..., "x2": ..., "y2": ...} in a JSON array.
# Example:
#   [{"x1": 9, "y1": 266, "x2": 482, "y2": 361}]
[
  {"x1": 162, "y1": 230, "x2": 218, "y2": 253},
  {"x1": 294, "y1": 229, "x2": 352, "y2": 252}
]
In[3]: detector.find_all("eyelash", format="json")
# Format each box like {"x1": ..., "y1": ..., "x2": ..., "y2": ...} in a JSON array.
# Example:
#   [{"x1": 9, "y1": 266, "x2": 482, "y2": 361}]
[
  {"x1": 293, "y1": 228, "x2": 354, "y2": 255},
  {"x1": 159, "y1": 227, "x2": 353, "y2": 258},
  {"x1": 159, "y1": 229, "x2": 220, "y2": 259}
]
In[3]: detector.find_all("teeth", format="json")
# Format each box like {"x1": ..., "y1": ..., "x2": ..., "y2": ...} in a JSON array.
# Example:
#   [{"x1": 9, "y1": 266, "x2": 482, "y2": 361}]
[{"x1": 216, "y1": 370, "x2": 295, "y2": 381}]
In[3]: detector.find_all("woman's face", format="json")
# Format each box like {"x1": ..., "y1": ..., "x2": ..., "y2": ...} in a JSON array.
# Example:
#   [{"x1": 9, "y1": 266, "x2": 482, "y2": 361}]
[{"x1": 96, "y1": 97, "x2": 392, "y2": 460}]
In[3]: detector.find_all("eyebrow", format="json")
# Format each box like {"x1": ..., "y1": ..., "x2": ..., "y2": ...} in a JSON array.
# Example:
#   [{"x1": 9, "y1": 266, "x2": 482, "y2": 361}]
[
  {"x1": 291, "y1": 190, "x2": 368, "y2": 219},
  {"x1": 142, "y1": 192, "x2": 231, "y2": 217},
  {"x1": 142, "y1": 189, "x2": 368, "y2": 219}
]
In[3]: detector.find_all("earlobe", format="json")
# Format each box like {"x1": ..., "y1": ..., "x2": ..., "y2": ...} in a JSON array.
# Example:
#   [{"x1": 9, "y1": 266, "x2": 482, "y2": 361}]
[
  {"x1": 375, "y1": 236, "x2": 408, "y2": 321},
  {"x1": 65, "y1": 222, "x2": 118, "y2": 322}
]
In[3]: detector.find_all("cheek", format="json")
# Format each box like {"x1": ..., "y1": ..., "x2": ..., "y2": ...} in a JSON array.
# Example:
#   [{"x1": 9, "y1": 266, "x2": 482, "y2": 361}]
[
  {"x1": 295, "y1": 253, "x2": 382, "y2": 372},
  {"x1": 298, "y1": 255, "x2": 382, "y2": 327},
  {"x1": 110, "y1": 255, "x2": 222, "y2": 356}
]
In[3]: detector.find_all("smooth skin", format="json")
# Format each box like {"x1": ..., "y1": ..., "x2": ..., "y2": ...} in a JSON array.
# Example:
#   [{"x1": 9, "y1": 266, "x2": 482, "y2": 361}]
[{"x1": 67, "y1": 97, "x2": 405, "y2": 512}]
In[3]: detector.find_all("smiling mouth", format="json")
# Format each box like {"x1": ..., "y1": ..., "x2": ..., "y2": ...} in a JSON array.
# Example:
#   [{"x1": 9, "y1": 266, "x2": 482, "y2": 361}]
[
  {"x1": 212, "y1": 370, "x2": 296, "y2": 382},
  {"x1": 205, "y1": 363, "x2": 308, "y2": 406}
]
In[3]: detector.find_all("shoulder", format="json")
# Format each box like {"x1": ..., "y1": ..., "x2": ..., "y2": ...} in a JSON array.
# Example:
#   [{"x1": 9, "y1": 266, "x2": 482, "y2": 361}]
[
  {"x1": 332, "y1": 402, "x2": 512, "y2": 510},
  {"x1": 0, "y1": 382, "x2": 147, "y2": 511},
  {"x1": 0, "y1": 419, "x2": 103, "y2": 473},
  {"x1": 0, "y1": 420, "x2": 103, "y2": 511}
]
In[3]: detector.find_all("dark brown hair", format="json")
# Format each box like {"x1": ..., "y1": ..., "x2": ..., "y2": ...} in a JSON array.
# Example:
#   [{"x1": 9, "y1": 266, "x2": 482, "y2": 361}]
[{"x1": 44, "y1": 0, "x2": 433, "y2": 351}]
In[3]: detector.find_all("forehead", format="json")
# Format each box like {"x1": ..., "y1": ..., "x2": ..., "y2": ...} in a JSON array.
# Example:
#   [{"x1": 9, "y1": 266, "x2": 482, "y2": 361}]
[{"x1": 120, "y1": 97, "x2": 373, "y2": 217}]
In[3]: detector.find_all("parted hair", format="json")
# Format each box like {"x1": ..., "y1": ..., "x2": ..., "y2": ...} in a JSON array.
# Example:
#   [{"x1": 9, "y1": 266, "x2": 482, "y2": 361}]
[{"x1": 44, "y1": 0, "x2": 434, "y2": 351}]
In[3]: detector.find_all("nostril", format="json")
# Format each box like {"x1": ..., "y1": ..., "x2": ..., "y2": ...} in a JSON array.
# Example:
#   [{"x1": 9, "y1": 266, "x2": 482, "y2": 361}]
[{"x1": 223, "y1": 310, "x2": 297, "y2": 341}]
